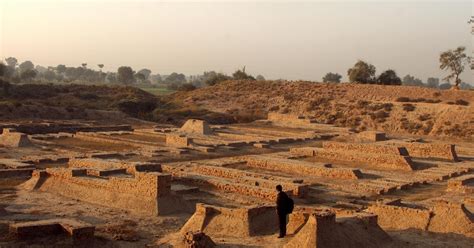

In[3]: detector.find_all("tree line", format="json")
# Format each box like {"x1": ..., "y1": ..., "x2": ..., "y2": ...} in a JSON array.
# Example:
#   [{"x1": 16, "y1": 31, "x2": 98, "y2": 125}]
[
  {"x1": 321, "y1": 46, "x2": 471, "y2": 89},
  {"x1": 0, "y1": 46, "x2": 470, "y2": 90},
  {"x1": 0, "y1": 58, "x2": 265, "y2": 91}
]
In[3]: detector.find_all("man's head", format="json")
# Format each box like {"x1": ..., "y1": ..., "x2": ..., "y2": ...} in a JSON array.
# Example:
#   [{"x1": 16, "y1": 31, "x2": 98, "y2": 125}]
[{"x1": 276, "y1": 185, "x2": 283, "y2": 192}]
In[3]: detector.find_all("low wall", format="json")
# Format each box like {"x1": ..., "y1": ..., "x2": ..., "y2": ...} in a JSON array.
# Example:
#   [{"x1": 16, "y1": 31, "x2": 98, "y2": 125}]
[
  {"x1": 366, "y1": 204, "x2": 431, "y2": 230},
  {"x1": 447, "y1": 175, "x2": 474, "y2": 193},
  {"x1": 23, "y1": 168, "x2": 189, "y2": 216},
  {"x1": 10, "y1": 218, "x2": 95, "y2": 241},
  {"x1": 428, "y1": 200, "x2": 474, "y2": 238},
  {"x1": 2, "y1": 123, "x2": 133, "y2": 135},
  {"x1": 166, "y1": 134, "x2": 191, "y2": 148},
  {"x1": 68, "y1": 158, "x2": 162, "y2": 175},
  {"x1": 366, "y1": 200, "x2": 474, "y2": 238},
  {"x1": 180, "y1": 204, "x2": 278, "y2": 237},
  {"x1": 180, "y1": 119, "x2": 213, "y2": 135},
  {"x1": 391, "y1": 142, "x2": 459, "y2": 161},
  {"x1": 357, "y1": 131, "x2": 387, "y2": 142},
  {"x1": 291, "y1": 147, "x2": 415, "y2": 171},
  {"x1": 192, "y1": 165, "x2": 308, "y2": 197},
  {"x1": 245, "y1": 156, "x2": 362, "y2": 180},
  {"x1": 0, "y1": 128, "x2": 32, "y2": 148},
  {"x1": 322, "y1": 141, "x2": 409, "y2": 156},
  {"x1": 284, "y1": 211, "x2": 391, "y2": 248}
]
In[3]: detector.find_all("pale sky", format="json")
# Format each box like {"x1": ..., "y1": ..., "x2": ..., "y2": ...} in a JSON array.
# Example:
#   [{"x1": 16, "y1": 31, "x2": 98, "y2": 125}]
[{"x1": 0, "y1": 0, "x2": 472, "y2": 83}]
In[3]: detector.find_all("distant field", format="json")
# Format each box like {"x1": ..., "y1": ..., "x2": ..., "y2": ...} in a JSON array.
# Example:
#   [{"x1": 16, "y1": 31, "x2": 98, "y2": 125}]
[{"x1": 139, "y1": 87, "x2": 175, "y2": 96}]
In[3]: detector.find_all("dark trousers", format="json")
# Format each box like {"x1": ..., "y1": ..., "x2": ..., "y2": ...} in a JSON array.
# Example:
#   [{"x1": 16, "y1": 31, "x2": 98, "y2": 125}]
[{"x1": 278, "y1": 213, "x2": 287, "y2": 237}]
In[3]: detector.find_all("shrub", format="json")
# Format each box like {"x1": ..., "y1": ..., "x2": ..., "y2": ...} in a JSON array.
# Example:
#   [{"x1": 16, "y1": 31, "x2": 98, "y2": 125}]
[
  {"x1": 396, "y1": 97, "x2": 410, "y2": 102},
  {"x1": 117, "y1": 100, "x2": 157, "y2": 117},
  {"x1": 418, "y1": 114, "x2": 431, "y2": 121},
  {"x1": 402, "y1": 103, "x2": 416, "y2": 112},
  {"x1": 455, "y1": 99, "x2": 469, "y2": 106}
]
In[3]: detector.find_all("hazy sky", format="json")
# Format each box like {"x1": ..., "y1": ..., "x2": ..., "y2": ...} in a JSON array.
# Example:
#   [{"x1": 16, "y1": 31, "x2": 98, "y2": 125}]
[{"x1": 0, "y1": 0, "x2": 472, "y2": 83}]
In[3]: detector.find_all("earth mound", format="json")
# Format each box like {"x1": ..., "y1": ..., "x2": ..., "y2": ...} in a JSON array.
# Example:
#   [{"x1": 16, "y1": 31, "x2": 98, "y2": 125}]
[{"x1": 170, "y1": 80, "x2": 474, "y2": 139}]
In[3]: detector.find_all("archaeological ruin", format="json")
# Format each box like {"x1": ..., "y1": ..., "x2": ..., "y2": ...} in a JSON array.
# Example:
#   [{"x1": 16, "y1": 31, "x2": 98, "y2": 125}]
[{"x1": 0, "y1": 113, "x2": 473, "y2": 247}]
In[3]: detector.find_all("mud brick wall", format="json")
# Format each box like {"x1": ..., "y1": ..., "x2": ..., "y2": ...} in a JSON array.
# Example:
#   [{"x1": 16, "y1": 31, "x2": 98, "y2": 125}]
[
  {"x1": 428, "y1": 200, "x2": 474, "y2": 238},
  {"x1": 180, "y1": 119, "x2": 213, "y2": 135},
  {"x1": 322, "y1": 142, "x2": 409, "y2": 156},
  {"x1": 180, "y1": 204, "x2": 278, "y2": 237},
  {"x1": 180, "y1": 174, "x2": 279, "y2": 200},
  {"x1": 245, "y1": 156, "x2": 362, "y2": 179},
  {"x1": 35, "y1": 168, "x2": 174, "y2": 215},
  {"x1": 292, "y1": 147, "x2": 414, "y2": 171},
  {"x1": 366, "y1": 204, "x2": 431, "y2": 230},
  {"x1": 447, "y1": 175, "x2": 474, "y2": 193},
  {"x1": 0, "y1": 128, "x2": 32, "y2": 147},
  {"x1": 193, "y1": 165, "x2": 308, "y2": 197},
  {"x1": 393, "y1": 143, "x2": 459, "y2": 161},
  {"x1": 166, "y1": 134, "x2": 191, "y2": 147},
  {"x1": 69, "y1": 158, "x2": 162, "y2": 175},
  {"x1": 357, "y1": 131, "x2": 387, "y2": 141}
]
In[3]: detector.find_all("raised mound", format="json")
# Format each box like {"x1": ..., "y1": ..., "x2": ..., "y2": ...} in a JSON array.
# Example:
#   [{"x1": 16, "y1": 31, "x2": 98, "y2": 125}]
[{"x1": 170, "y1": 80, "x2": 474, "y2": 139}]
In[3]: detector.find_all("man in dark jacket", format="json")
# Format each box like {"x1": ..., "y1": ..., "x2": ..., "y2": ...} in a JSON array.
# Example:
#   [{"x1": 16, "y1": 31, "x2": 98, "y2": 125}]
[{"x1": 276, "y1": 184, "x2": 289, "y2": 238}]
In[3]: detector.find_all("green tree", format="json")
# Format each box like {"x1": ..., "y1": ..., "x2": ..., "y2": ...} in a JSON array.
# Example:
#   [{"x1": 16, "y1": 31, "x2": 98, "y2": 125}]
[
  {"x1": 134, "y1": 73, "x2": 146, "y2": 82},
  {"x1": 0, "y1": 63, "x2": 6, "y2": 77},
  {"x1": 20, "y1": 69, "x2": 37, "y2": 81},
  {"x1": 402, "y1": 74, "x2": 424, "y2": 87},
  {"x1": 439, "y1": 46, "x2": 470, "y2": 88},
  {"x1": 19, "y1": 61, "x2": 34, "y2": 73},
  {"x1": 203, "y1": 71, "x2": 230, "y2": 86},
  {"x1": 376, "y1": 69, "x2": 401, "y2": 85},
  {"x1": 56, "y1": 64, "x2": 67, "y2": 74},
  {"x1": 232, "y1": 66, "x2": 255, "y2": 80},
  {"x1": 98, "y1": 64, "x2": 104, "y2": 71},
  {"x1": 347, "y1": 60, "x2": 376, "y2": 83},
  {"x1": 426, "y1": 77, "x2": 440, "y2": 88},
  {"x1": 256, "y1": 75, "x2": 265, "y2": 81},
  {"x1": 322, "y1": 72, "x2": 342, "y2": 83},
  {"x1": 137, "y1": 69, "x2": 152, "y2": 79},
  {"x1": 164, "y1": 72, "x2": 186, "y2": 84},
  {"x1": 5, "y1": 57, "x2": 17, "y2": 68},
  {"x1": 117, "y1": 66, "x2": 135, "y2": 84}
]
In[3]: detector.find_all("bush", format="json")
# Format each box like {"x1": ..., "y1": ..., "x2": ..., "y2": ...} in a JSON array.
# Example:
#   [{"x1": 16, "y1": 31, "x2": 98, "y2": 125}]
[
  {"x1": 396, "y1": 97, "x2": 441, "y2": 104},
  {"x1": 402, "y1": 103, "x2": 416, "y2": 112},
  {"x1": 117, "y1": 100, "x2": 157, "y2": 117},
  {"x1": 177, "y1": 83, "x2": 196, "y2": 91},
  {"x1": 455, "y1": 99, "x2": 469, "y2": 106},
  {"x1": 418, "y1": 114, "x2": 431, "y2": 121}
]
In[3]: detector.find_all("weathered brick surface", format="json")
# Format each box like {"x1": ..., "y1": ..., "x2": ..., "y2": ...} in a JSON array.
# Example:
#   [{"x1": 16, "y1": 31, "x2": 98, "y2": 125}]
[
  {"x1": 192, "y1": 165, "x2": 308, "y2": 197},
  {"x1": 366, "y1": 204, "x2": 431, "y2": 230},
  {"x1": 357, "y1": 131, "x2": 387, "y2": 141},
  {"x1": 389, "y1": 142, "x2": 459, "y2": 161},
  {"x1": 291, "y1": 146, "x2": 415, "y2": 171},
  {"x1": 284, "y1": 211, "x2": 390, "y2": 248},
  {"x1": 180, "y1": 204, "x2": 278, "y2": 237},
  {"x1": 9, "y1": 219, "x2": 95, "y2": 241},
  {"x1": 245, "y1": 155, "x2": 362, "y2": 179},
  {"x1": 0, "y1": 128, "x2": 32, "y2": 147},
  {"x1": 166, "y1": 134, "x2": 192, "y2": 147},
  {"x1": 26, "y1": 168, "x2": 187, "y2": 215},
  {"x1": 180, "y1": 119, "x2": 213, "y2": 135},
  {"x1": 322, "y1": 141, "x2": 409, "y2": 156},
  {"x1": 447, "y1": 175, "x2": 474, "y2": 193},
  {"x1": 68, "y1": 158, "x2": 162, "y2": 175}
]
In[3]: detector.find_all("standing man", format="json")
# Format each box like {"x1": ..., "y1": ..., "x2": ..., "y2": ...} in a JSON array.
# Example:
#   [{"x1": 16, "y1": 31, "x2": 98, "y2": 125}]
[{"x1": 276, "y1": 184, "x2": 289, "y2": 238}]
